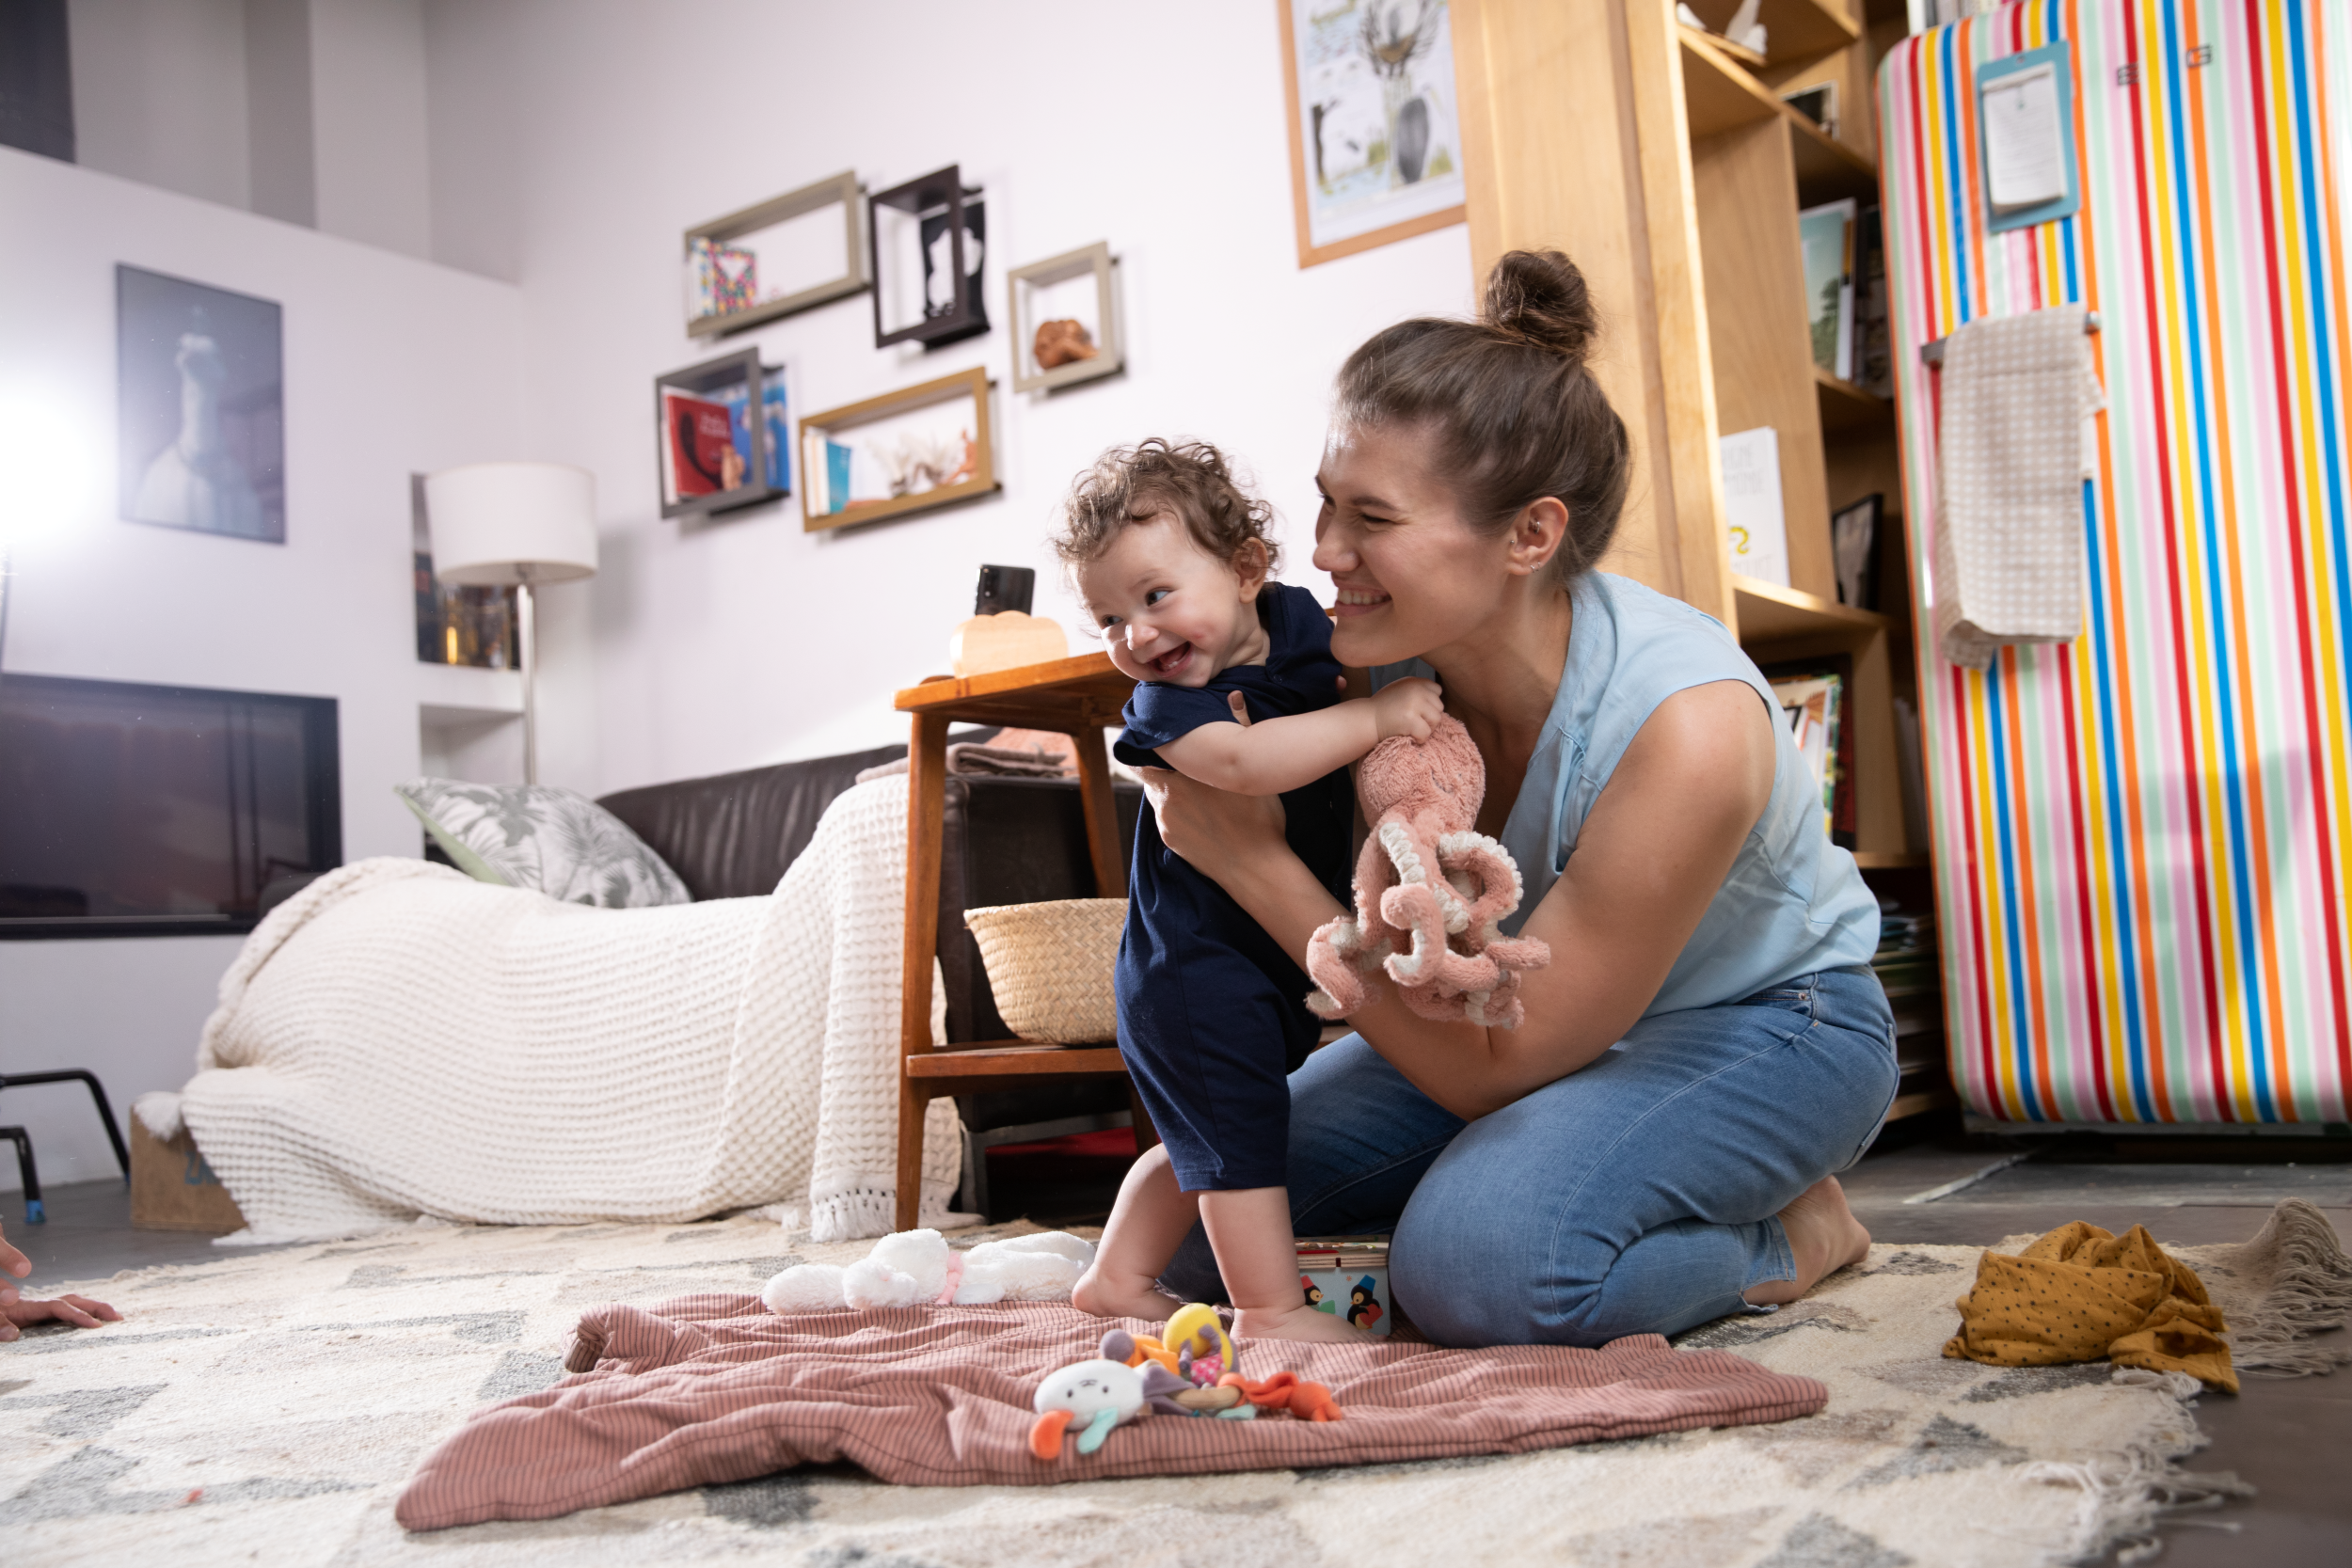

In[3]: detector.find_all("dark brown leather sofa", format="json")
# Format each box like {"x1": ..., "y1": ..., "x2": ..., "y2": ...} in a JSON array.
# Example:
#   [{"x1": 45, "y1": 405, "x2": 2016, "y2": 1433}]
[{"x1": 596, "y1": 740, "x2": 1144, "y2": 1219}]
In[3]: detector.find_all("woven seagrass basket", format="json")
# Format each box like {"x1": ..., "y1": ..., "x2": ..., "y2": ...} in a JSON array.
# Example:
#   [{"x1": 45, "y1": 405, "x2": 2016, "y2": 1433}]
[{"x1": 961, "y1": 898, "x2": 1127, "y2": 1045}]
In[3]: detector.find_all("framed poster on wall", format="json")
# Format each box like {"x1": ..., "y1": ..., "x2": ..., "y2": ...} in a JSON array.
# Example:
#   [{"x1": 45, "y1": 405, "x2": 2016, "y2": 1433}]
[{"x1": 1279, "y1": 0, "x2": 1467, "y2": 268}]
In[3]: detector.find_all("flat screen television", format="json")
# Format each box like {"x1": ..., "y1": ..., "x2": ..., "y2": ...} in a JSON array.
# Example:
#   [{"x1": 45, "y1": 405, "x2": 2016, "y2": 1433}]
[{"x1": 0, "y1": 673, "x2": 341, "y2": 938}]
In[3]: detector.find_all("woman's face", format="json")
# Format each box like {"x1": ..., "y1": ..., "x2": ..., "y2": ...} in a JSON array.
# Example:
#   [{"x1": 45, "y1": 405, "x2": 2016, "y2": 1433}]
[{"x1": 1312, "y1": 420, "x2": 1514, "y2": 670}]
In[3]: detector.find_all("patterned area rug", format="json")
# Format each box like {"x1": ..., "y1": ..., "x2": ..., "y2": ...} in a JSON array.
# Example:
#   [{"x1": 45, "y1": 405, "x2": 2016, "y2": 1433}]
[{"x1": 1, "y1": 1205, "x2": 2339, "y2": 1566}]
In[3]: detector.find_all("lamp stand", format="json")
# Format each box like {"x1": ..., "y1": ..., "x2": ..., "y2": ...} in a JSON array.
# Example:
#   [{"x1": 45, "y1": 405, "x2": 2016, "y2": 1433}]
[{"x1": 516, "y1": 577, "x2": 538, "y2": 786}]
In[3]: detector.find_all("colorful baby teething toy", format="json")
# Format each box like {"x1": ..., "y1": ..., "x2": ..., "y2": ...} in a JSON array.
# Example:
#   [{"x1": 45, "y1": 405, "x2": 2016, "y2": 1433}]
[{"x1": 1028, "y1": 1306, "x2": 1342, "y2": 1460}]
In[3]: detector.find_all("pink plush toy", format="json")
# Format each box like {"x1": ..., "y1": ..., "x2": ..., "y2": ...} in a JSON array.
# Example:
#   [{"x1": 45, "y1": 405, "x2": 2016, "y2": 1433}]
[{"x1": 1304, "y1": 715, "x2": 1550, "y2": 1028}]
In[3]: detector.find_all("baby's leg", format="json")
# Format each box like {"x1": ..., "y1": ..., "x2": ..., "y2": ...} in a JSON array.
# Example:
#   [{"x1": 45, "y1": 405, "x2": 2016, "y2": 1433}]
[
  {"x1": 1201, "y1": 1187, "x2": 1368, "y2": 1343},
  {"x1": 1072, "y1": 1144, "x2": 1194, "y2": 1323}
]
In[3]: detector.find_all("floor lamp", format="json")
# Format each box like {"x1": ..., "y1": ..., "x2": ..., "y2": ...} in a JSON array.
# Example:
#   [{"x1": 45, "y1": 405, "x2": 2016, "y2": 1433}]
[{"x1": 422, "y1": 463, "x2": 598, "y2": 785}]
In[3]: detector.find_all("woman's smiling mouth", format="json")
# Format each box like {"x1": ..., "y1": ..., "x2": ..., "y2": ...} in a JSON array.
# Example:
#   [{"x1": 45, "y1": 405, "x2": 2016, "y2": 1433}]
[{"x1": 1331, "y1": 586, "x2": 1391, "y2": 617}]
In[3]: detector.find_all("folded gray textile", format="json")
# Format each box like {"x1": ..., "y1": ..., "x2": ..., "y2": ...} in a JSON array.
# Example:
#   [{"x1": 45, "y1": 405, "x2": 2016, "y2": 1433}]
[{"x1": 856, "y1": 744, "x2": 1073, "y2": 784}]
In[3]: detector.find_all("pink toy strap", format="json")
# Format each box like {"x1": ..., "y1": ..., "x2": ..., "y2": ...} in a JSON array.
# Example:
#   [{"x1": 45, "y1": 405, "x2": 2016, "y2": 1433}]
[{"x1": 935, "y1": 1250, "x2": 963, "y2": 1306}]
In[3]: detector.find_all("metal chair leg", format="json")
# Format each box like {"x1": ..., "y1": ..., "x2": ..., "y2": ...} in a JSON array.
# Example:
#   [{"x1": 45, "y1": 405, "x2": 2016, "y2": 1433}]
[
  {"x1": 2, "y1": 1127, "x2": 41, "y2": 1223},
  {"x1": 0, "y1": 1069, "x2": 131, "y2": 1183}
]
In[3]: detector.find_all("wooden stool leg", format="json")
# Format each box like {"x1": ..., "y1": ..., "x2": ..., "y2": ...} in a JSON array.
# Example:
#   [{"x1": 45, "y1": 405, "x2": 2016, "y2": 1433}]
[
  {"x1": 898, "y1": 710, "x2": 950, "y2": 1234},
  {"x1": 1067, "y1": 725, "x2": 1125, "y2": 898},
  {"x1": 896, "y1": 1082, "x2": 931, "y2": 1235}
]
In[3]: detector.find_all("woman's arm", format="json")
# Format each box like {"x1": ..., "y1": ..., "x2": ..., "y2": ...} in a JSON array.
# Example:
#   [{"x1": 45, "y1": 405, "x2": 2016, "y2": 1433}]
[{"x1": 1149, "y1": 680, "x2": 1775, "y2": 1119}]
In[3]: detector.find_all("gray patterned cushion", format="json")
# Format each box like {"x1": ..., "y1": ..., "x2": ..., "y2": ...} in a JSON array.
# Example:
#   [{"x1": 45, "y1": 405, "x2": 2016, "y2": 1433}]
[{"x1": 395, "y1": 779, "x2": 693, "y2": 908}]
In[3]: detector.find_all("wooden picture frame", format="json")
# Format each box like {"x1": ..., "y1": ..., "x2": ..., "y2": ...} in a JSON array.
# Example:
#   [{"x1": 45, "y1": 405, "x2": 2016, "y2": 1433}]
[
  {"x1": 654, "y1": 348, "x2": 788, "y2": 519},
  {"x1": 1007, "y1": 242, "x2": 1121, "y2": 393},
  {"x1": 867, "y1": 165, "x2": 990, "y2": 349},
  {"x1": 1278, "y1": 0, "x2": 1468, "y2": 269},
  {"x1": 799, "y1": 366, "x2": 997, "y2": 532},
  {"x1": 684, "y1": 171, "x2": 866, "y2": 339}
]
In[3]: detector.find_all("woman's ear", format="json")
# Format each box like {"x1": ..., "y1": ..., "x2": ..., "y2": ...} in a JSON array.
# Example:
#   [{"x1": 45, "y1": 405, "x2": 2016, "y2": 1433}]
[
  {"x1": 1504, "y1": 497, "x2": 1570, "y2": 578},
  {"x1": 1232, "y1": 537, "x2": 1272, "y2": 600}
]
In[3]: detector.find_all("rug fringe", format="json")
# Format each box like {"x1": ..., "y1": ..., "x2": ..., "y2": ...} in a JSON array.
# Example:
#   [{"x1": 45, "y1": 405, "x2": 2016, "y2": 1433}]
[
  {"x1": 2217, "y1": 1197, "x2": 2352, "y2": 1377},
  {"x1": 2021, "y1": 1436, "x2": 2253, "y2": 1566}
]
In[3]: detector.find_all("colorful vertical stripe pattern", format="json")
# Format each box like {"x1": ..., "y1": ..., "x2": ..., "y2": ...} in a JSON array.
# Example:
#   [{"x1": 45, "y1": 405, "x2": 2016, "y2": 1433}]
[{"x1": 1880, "y1": 1, "x2": 2352, "y2": 1122}]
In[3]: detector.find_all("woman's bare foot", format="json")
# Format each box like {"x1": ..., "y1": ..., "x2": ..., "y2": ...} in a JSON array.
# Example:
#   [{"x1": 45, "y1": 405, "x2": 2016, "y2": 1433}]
[
  {"x1": 1744, "y1": 1175, "x2": 1872, "y2": 1307},
  {"x1": 1234, "y1": 1301, "x2": 1373, "y2": 1343},
  {"x1": 1071, "y1": 1265, "x2": 1179, "y2": 1323}
]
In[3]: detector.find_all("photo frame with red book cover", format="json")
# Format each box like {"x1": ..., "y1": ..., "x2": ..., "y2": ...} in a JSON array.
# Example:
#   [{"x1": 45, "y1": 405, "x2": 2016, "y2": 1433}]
[{"x1": 653, "y1": 349, "x2": 788, "y2": 520}]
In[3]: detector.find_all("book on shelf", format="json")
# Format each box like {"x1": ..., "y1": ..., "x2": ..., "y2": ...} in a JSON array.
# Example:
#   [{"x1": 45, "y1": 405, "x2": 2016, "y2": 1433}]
[
  {"x1": 713, "y1": 370, "x2": 791, "y2": 494},
  {"x1": 1799, "y1": 198, "x2": 1858, "y2": 383},
  {"x1": 1719, "y1": 425, "x2": 1788, "y2": 585},
  {"x1": 1761, "y1": 655, "x2": 1856, "y2": 847},
  {"x1": 662, "y1": 390, "x2": 742, "y2": 503},
  {"x1": 1855, "y1": 207, "x2": 1892, "y2": 398},
  {"x1": 1833, "y1": 493, "x2": 1883, "y2": 610}
]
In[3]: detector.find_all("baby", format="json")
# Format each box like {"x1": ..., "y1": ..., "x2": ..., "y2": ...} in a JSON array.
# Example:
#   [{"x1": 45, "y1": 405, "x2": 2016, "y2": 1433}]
[{"x1": 1050, "y1": 439, "x2": 1441, "y2": 1341}]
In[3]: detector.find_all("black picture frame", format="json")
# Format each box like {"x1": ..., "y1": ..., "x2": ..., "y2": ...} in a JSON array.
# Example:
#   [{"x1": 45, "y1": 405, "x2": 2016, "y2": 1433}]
[
  {"x1": 867, "y1": 165, "x2": 989, "y2": 349},
  {"x1": 653, "y1": 348, "x2": 789, "y2": 520}
]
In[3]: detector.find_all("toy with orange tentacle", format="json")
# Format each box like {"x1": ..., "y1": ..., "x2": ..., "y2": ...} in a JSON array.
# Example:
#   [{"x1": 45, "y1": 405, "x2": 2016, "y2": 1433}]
[{"x1": 1304, "y1": 715, "x2": 1549, "y2": 1028}]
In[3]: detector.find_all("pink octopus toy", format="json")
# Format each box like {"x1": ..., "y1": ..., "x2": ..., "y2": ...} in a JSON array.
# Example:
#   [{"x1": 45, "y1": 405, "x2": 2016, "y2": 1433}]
[{"x1": 1304, "y1": 714, "x2": 1551, "y2": 1028}]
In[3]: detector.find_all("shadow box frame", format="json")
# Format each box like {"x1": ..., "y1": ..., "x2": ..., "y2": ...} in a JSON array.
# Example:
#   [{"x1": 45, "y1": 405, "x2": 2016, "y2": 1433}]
[
  {"x1": 684, "y1": 170, "x2": 868, "y2": 340},
  {"x1": 1007, "y1": 241, "x2": 1122, "y2": 393},
  {"x1": 799, "y1": 366, "x2": 998, "y2": 533},
  {"x1": 654, "y1": 347, "x2": 788, "y2": 520},
  {"x1": 866, "y1": 164, "x2": 990, "y2": 350}
]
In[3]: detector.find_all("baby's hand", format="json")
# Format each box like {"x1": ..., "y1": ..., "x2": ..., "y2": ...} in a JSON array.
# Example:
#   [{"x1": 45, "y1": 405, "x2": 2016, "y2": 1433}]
[{"x1": 1370, "y1": 677, "x2": 1445, "y2": 742}]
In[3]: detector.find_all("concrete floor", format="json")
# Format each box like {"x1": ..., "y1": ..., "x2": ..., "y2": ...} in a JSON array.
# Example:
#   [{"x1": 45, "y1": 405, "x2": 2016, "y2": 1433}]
[
  {"x1": 6, "y1": 1130, "x2": 2347, "y2": 1563},
  {"x1": 1844, "y1": 1125, "x2": 2352, "y2": 1567}
]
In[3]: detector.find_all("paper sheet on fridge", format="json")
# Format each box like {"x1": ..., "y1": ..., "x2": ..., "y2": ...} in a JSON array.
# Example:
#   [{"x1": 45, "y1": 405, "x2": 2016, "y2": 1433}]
[{"x1": 1982, "y1": 61, "x2": 2068, "y2": 211}]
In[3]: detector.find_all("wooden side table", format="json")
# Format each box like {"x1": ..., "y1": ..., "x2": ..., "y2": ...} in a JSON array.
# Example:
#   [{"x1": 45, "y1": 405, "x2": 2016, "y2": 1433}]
[{"x1": 893, "y1": 652, "x2": 1145, "y2": 1232}]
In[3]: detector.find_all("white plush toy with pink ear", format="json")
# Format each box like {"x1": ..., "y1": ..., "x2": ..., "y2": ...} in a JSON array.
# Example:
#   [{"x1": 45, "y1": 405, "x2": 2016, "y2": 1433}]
[{"x1": 760, "y1": 1228, "x2": 1096, "y2": 1313}]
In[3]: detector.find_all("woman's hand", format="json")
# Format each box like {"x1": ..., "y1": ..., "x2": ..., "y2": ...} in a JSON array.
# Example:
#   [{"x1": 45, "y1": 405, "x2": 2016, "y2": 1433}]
[
  {"x1": 4, "y1": 1294, "x2": 122, "y2": 1342},
  {"x1": 1135, "y1": 765, "x2": 1287, "y2": 883},
  {"x1": 0, "y1": 1215, "x2": 120, "y2": 1341}
]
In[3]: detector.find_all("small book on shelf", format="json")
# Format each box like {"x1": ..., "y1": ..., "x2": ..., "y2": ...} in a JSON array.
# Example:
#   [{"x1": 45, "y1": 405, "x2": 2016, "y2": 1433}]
[
  {"x1": 662, "y1": 390, "x2": 742, "y2": 503},
  {"x1": 1798, "y1": 198, "x2": 1858, "y2": 383},
  {"x1": 1760, "y1": 654, "x2": 1857, "y2": 848}
]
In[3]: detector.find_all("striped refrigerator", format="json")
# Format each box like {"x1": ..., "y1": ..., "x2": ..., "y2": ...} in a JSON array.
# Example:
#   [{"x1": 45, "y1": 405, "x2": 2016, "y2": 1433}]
[{"x1": 1878, "y1": 2, "x2": 2351, "y2": 1124}]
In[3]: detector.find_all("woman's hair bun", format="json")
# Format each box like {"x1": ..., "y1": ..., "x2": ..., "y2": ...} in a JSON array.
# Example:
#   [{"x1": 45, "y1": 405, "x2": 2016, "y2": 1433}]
[{"x1": 1482, "y1": 248, "x2": 1597, "y2": 366}]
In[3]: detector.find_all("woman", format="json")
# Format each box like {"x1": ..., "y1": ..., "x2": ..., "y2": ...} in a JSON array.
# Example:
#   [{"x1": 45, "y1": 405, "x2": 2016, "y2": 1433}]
[{"x1": 1152, "y1": 250, "x2": 1897, "y2": 1346}]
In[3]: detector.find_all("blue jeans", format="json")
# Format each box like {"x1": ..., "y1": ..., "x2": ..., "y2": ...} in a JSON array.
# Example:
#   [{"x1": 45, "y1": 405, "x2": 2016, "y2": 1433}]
[{"x1": 1163, "y1": 966, "x2": 1898, "y2": 1347}]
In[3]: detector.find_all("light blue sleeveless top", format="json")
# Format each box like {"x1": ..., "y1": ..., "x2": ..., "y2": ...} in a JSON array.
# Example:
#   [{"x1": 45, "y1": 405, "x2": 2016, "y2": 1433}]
[{"x1": 1373, "y1": 571, "x2": 1880, "y2": 1016}]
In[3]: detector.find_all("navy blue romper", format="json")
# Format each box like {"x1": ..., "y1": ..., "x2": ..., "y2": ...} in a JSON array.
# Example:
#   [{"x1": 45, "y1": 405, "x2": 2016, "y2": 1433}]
[{"x1": 1111, "y1": 583, "x2": 1354, "y2": 1192}]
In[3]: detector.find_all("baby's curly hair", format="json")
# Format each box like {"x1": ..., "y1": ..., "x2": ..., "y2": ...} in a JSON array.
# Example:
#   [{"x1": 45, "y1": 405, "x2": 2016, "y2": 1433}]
[{"x1": 1050, "y1": 438, "x2": 1280, "y2": 577}]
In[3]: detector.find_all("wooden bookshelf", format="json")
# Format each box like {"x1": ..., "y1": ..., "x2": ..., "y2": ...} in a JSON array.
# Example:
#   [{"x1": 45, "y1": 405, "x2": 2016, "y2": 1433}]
[{"x1": 1461, "y1": 0, "x2": 1947, "y2": 1117}]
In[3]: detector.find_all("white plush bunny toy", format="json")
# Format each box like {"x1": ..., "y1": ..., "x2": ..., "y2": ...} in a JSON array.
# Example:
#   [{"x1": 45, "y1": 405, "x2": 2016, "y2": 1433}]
[{"x1": 760, "y1": 1228, "x2": 1096, "y2": 1313}]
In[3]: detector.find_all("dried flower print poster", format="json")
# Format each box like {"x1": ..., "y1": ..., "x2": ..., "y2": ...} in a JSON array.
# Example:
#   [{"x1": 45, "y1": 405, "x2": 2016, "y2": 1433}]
[{"x1": 1280, "y1": 0, "x2": 1467, "y2": 266}]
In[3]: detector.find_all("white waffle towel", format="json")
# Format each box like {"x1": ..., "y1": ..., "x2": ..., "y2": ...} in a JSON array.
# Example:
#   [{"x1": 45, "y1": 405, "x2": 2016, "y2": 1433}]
[{"x1": 1931, "y1": 304, "x2": 2106, "y2": 669}]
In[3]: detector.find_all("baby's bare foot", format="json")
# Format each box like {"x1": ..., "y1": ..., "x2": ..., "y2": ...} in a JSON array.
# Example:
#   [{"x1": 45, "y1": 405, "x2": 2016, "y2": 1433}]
[
  {"x1": 1071, "y1": 1266, "x2": 1178, "y2": 1323},
  {"x1": 1234, "y1": 1302, "x2": 1373, "y2": 1343},
  {"x1": 1746, "y1": 1175, "x2": 1872, "y2": 1306}
]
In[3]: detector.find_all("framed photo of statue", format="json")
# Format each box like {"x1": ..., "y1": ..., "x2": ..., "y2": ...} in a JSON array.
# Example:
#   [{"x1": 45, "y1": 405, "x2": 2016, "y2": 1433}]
[
  {"x1": 1279, "y1": 0, "x2": 1467, "y2": 269},
  {"x1": 116, "y1": 265, "x2": 285, "y2": 543}
]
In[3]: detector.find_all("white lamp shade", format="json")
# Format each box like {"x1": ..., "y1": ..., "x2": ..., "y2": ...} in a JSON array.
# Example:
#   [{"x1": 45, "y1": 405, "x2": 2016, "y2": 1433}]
[{"x1": 424, "y1": 462, "x2": 598, "y2": 587}]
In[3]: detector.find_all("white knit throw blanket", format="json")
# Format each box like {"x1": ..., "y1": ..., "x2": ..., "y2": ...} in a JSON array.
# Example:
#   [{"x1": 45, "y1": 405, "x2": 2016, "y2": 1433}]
[{"x1": 167, "y1": 776, "x2": 963, "y2": 1245}]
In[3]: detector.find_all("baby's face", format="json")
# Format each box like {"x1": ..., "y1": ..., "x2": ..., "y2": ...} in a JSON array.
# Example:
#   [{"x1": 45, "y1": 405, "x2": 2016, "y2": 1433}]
[{"x1": 1078, "y1": 513, "x2": 1263, "y2": 688}]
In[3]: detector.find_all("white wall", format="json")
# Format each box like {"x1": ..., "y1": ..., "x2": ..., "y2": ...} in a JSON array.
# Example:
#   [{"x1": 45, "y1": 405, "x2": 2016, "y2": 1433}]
[
  {"x1": 422, "y1": 0, "x2": 1476, "y2": 794},
  {"x1": 0, "y1": 146, "x2": 526, "y2": 1188},
  {"x1": 309, "y1": 0, "x2": 431, "y2": 259},
  {"x1": 68, "y1": 0, "x2": 255, "y2": 212}
]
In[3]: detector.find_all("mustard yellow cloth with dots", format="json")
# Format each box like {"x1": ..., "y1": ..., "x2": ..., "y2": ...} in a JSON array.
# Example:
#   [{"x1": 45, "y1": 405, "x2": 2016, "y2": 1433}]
[{"x1": 1942, "y1": 1220, "x2": 2237, "y2": 1392}]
